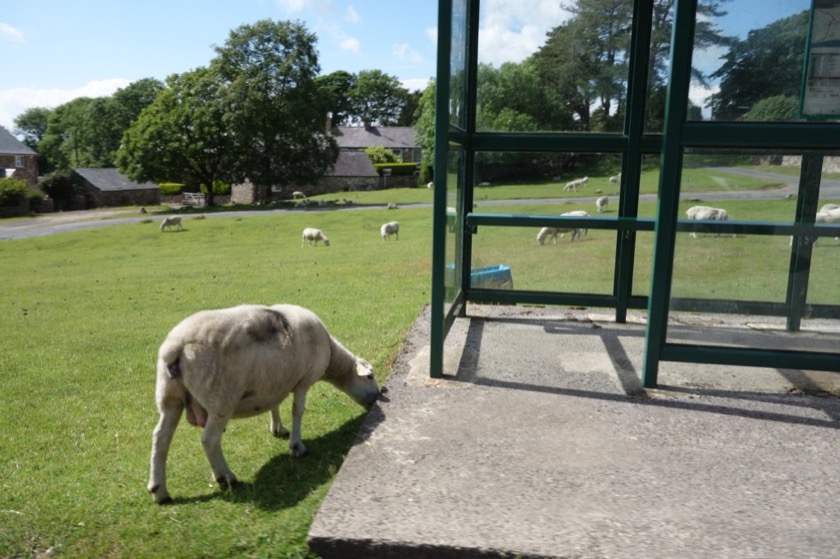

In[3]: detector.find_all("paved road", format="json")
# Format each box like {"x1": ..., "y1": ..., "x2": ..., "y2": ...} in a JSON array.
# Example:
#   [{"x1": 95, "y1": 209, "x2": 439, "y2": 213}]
[{"x1": 2, "y1": 168, "x2": 837, "y2": 241}]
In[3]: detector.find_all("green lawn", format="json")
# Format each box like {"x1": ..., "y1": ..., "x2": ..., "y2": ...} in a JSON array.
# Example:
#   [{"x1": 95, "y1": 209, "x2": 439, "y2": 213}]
[{"x1": 1, "y1": 178, "x2": 838, "y2": 558}]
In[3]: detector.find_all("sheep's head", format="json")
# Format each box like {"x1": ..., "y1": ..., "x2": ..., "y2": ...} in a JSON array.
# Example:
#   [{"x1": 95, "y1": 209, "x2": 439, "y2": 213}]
[
  {"x1": 323, "y1": 238, "x2": 331, "y2": 246},
  {"x1": 346, "y1": 358, "x2": 379, "y2": 409}
]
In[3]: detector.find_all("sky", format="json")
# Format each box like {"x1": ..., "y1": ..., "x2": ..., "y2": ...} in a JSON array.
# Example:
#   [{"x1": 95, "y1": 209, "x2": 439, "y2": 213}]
[{"x1": 0, "y1": 0, "x2": 812, "y2": 132}]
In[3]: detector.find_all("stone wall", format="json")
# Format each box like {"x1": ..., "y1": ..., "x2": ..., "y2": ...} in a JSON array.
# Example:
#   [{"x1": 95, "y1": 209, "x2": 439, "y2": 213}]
[
  {"x1": 0, "y1": 153, "x2": 38, "y2": 187},
  {"x1": 780, "y1": 155, "x2": 840, "y2": 173}
]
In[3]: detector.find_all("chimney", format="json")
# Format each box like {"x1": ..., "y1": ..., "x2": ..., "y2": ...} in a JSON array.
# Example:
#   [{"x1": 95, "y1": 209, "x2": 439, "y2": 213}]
[{"x1": 364, "y1": 119, "x2": 372, "y2": 131}]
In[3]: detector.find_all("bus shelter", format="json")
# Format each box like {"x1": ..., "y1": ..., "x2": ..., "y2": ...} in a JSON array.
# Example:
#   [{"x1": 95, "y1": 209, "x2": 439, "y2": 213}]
[{"x1": 430, "y1": 0, "x2": 840, "y2": 385}]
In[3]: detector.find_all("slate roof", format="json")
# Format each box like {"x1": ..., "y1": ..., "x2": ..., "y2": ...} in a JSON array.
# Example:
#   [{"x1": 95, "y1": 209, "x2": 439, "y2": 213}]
[
  {"x1": 0, "y1": 126, "x2": 36, "y2": 155},
  {"x1": 333, "y1": 126, "x2": 416, "y2": 150},
  {"x1": 327, "y1": 151, "x2": 378, "y2": 177},
  {"x1": 73, "y1": 168, "x2": 159, "y2": 192}
]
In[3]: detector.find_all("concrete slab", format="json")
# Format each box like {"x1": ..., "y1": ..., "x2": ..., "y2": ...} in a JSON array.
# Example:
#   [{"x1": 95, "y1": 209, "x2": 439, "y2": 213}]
[{"x1": 309, "y1": 305, "x2": 840, "y2": 559}]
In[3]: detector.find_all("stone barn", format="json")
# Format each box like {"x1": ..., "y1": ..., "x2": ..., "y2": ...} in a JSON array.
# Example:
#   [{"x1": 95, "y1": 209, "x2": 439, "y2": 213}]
[{"x1": 74, "y1": 168, "x2": 160, "y2": 208}]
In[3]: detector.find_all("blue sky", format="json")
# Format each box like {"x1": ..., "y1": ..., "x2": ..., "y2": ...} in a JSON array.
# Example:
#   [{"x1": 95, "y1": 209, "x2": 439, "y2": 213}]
[{"x1": 0, "y1": 0, "x2": 812, "y2": 131}]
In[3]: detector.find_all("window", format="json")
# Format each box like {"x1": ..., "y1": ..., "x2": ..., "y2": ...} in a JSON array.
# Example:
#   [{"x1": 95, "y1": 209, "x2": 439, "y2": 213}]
[{"x1": 15, "y1": 155, "x2": 25, "y2": 168}]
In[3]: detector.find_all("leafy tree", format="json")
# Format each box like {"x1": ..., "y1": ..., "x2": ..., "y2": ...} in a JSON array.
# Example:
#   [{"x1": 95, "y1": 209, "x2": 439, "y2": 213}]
[
  {"x1": 413, "y1": 80, "x2": 436, "y2": 172},
  {"x1": 211, "y1": 19, "x2": 338, "y2": 191},
  {"x1": 14, "y1": 107, "x2": 54, "y2": 173},
  {"x1": 709, "y1": 11, "x2": 808, "y2": 120},
  {"x1": 115, "y1": 67, "x2": 237, "y2": 206},
  {"x1": 38, "y1": 170, "x2": 84, "y2": 210},
  {"x1": 316, "y1": 70, "x2": 356, "y2": 127},
  {"x1": 348, "y1": 69, "x2": 408, "y2": 126},
  {"x1": 742, "y1": 95, "x2": 799, "y2": 122},
  {"x1": 396, "y1": 89, "x2": 423, "y2": 126}
]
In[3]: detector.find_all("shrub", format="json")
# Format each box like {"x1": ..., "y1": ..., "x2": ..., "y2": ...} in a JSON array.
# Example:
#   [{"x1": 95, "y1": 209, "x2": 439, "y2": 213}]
[
  {"x1": 39, "y1": 171, "x2": 84, "y2": 210},
  {"x1": 0, "y1": 178, "x2": 29, "y2": 206},
  {"x1": 159, "y1": 183, "x2": 184, "y2": 195},
  {"x1": 365, "y1": 145, "x2": 400, "y2": 164}
]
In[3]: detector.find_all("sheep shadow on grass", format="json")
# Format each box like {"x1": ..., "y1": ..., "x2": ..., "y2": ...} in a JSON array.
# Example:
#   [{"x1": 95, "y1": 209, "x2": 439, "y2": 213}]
[{"x1": 169, "y1": 414, "x2": 369, "y2": 509}]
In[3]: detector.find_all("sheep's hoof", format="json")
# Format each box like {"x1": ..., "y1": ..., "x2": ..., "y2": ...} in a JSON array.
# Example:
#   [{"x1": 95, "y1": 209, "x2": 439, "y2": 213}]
[
  {"x1": 272, "y1": 427, "x2": 290, "y2": 439},
  {"x1": 290, "y1": 442, "x2": 307, "y2": 458},
  {"x1": 216, "y1": 474, "x2": 238, "y2": 488}
]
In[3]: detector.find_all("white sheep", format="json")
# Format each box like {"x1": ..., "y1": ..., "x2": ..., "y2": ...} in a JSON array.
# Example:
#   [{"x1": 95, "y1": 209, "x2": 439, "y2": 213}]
[
  {"x1": 819, "y1": 203, "x2": 840, "y2": 213},
  {"x1": 301, "y1": 227, "x2": 330, "y2": 247},
  {"x1": 292, "y1": 191, "x2": 306, "y2": 199},
  {"x1": 609, "y1": 172, "x2": 621, "y2": 184},
  {"x1": 595, "y1": 196, "x2": 609, "y2": 213},
  {"x1": 380, "y1": 221, "x2": 400, "y2": 240},
  {"x1": 790, "y1": 208, "x2": 840, "y2": 246},
  {"x1": 426, "y1": 182, "x2": 434, "y2": 189},
  {"x1": 147, "y1": 304, "x2": 380, "y2": 504},
  {"x1": 536, "y1": 210, "x2": 589, "y2": 244},
  {"x1": 160, "y1": 216, "x2": 183, "y2": 232},
  {"x1": 387, "y1": 202, "x2": 398, "y2": 210},
  {"x1": 564, "y1": 176, "x2": 589, "y2": 192},
  {"x1": 685, "y1": 205, "x2": 731, "y2": 238}
]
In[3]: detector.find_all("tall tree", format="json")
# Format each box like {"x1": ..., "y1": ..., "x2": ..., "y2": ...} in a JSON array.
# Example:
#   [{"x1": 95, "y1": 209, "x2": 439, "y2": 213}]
[
  {"x1": 316, "y1": 70, "x2": 356, "y2": 127},
  {"x1": 14, "y1": 107, "x2": 53, "y2": 173},
  {"x1": 211, "y1": 19, "x2": 338, "y2": 190},
  {"x1": 348, "y1": 69, "x2": 408, "y2": 126},
  {"x1": 115, "y1": 68, "x2": 237, "y2": 207},
  {"x1": 709, "y1": 11, "x2": 808, "y2": 120}
]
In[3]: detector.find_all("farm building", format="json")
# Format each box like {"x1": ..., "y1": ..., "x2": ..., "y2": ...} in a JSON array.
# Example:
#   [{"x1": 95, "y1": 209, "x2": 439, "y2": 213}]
[
  {"x1": 73, "y1": 168, "x2": 160, "y2": 208},
  {"x1": 0, "y1": 126, "x2": 38, "y2": 188}
]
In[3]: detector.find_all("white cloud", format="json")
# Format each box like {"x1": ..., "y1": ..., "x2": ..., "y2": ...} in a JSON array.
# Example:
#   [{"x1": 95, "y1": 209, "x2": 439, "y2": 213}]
[
  {"x1": 274, "y1": 0, "x2": 310, "y2": 12},
  {"x1": 401, "y1": 78, "x2": 431, "y2": 92},
  {"x1": 689, "y1": 82, "x2": 719, "y2": 119},
  {"x1": 425, "y1": 27, "x2": 438, "y2": 45},
  {"x1": 0, "y1": 79, "x2": 131, "y2": 131},
  {"x1": 345, "y1": 5, "x2": 360, "y2": 23},
  {"x1": 478, "y1": 0, "x2": 571, "y2": 66},
  {"x1": 393, "y1": 43, "x2": 424, "y2": 65},
  {"x1": 339, "y1": 36, "x2": 360, "y2": 53},
  {"x1": 0, "y1": 22, "x2": 24, "y2": 43}
]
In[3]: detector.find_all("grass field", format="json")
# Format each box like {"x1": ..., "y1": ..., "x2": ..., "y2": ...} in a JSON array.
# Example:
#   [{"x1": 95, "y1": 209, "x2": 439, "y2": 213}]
[{"x1": 1, "y1": 169, "x2": 838, "y2": 558}]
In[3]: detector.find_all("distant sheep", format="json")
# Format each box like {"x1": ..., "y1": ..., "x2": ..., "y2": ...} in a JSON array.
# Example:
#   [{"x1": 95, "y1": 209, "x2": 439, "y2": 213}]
[
  {"x1": 685, "y1": 205, "x2": 731, "y2": 238},
  {"x1": 564, "y1": 176, "x2": 589, "y2": 192},
  {"x1": 536, "y1": 210, "x2": 590, "y2": 244},
  {"x1": 160, "y1": 216, "x2": 183, "y2": 232},
  {"x1": 790, "y1": 207, "x2": 840, "y2": 246},
  {"x1": 387, "y1": 202, "x2": 398, "y2": 210},
  {"x1": 609, "y1": 172, "x2": 621, "y2": 184},
  {"x1": 595, "y1": 196, "x2": 609, "y2": 213},
  {"x1": 147, "y1": 303, "x2": 380, "y2": 504},
  {"x1": 427, "y1": 182, "x2": 434, "y2": 189},
  {"x1": 292, "y1": 191, "x2": 306, "y2": 199},
  {"x1": 301, "y1": 228, "x2": 330, "y2": 247},
  {"x1": 380, "y1": 221, "x2": 400, "y2": 241}
]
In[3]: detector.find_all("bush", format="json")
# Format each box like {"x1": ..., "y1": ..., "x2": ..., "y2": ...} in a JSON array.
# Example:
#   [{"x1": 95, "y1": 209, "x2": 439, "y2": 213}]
[
  {"x1": 365, "y1": 145, "x2": 400, "y2": 164},
  {"x1": 374, "y1": 163, "x2": 418, "y2": 176},
  {"x1": 159, "y1": 183, "x2": 184, "y2": 195},
  {"x1": 39, "y1": 171, "x2": 84, "y2": 210},
  {"x1": 0, "y1": 178, "x2": 29, "y2": 207},
  {"x1": 27, "y1": 189, "x2": 45, "y2": 205}
]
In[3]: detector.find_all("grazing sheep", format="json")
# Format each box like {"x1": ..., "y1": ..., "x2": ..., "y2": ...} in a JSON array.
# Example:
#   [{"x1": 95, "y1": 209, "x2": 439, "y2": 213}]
[
  {"x1": 292, "y1": 191, "x2": 306, "y2": 199},
  {"x1": 427, "y1": 181, "x2": 434, "y2": 189},
  {"x1": 685, "y1": 205, "x2": 731, "y2": 238},
  {"x1": 387, "y1": 202, "x2": 398, "y2": 210},
  {"x1": 564, "y1": 176, "x2": 589, "y2": 192},
  {"x1": 147, "y1": 304, "x2": 380, "y2": 504},
  {"x1": 790, "y1": 208, "x2": 840, "y2": 245},
  {"x1": 301, "y1": 228, "x2": 330, "y2": 247},
  {"x1": 609, "y1": 173, "x2": 621, "y2": 184},
  {"x1": 536, "y1": 210, "x2": 590, "y2": 244},
  {"x1": 819, "y1": 203, "x2": 840, "y2": 213},
  {"x1": 595, "y1": 196, "x2": 609, "y2": 213},
  {"x1": 380, "y1": 221, "x2": 400, "y2": 240},
  {"x1": 160, "y1": 216, "x2": 183, "y2": 232}
]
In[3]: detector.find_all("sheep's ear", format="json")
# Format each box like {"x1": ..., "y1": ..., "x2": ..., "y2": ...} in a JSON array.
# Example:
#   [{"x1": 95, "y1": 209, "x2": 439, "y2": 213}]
[{"x1": 356, "y1": 359, "x2": 374, "y2": 377}]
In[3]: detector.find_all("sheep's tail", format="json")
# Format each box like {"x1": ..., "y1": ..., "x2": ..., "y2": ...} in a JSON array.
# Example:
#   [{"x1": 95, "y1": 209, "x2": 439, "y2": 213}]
[{"x1": 159, "y1": 339, "x2": 183, "y2": 379}]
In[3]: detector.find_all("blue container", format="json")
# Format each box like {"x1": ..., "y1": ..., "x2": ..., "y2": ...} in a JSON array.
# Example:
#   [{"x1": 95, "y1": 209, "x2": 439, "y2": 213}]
[{"x1": 446, "y1": 264, "x2": 513, "y2": 289}]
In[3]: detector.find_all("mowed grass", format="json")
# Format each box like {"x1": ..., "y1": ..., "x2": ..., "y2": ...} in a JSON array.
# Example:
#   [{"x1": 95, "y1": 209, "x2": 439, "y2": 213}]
[
  {"x1": 0, "y1": 208, "x2": 432, "y2": 558},
  {"x1": 2, "y1": 189, "x2": 839, "y2": 558}
]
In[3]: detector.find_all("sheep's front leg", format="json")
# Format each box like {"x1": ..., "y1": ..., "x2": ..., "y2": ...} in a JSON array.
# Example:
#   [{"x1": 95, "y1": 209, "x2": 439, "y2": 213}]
[
  {"x1": 269, "y1": 407, "x2": 290, "y2": 438},
  {"x1": 200, "y1": 415, "x2": 237, "y2": 487},
  {"x1": 289, "y1": 387, "x2": 309, "y2": 457},
  {"x1": 148, "y1": 401, "x2": 183, "y2": 504}
]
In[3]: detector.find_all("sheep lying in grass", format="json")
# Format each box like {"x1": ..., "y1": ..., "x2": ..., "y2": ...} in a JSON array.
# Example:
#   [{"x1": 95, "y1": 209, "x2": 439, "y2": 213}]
[
  {"x1": 301, "y1": 228, "x2": 330, "y2": 247},
  {"x1": 609, "y1": 173, "x2": 621, "y2": 184},
  {"x1": 381, "y1": 221, "x2": 400, "y2": 240},
  {"x1": 147, "y1": 303, "x2": 381, "y2": 504},
  {"x1": 595, "y1": 196, "x2": 609, "y2": 213},
  {"x1": 160, "y1": 216, "x2": 183, "y2": 232},
  {"x1": 685, "y1": 205, "x2": 731, "y2": 238}
]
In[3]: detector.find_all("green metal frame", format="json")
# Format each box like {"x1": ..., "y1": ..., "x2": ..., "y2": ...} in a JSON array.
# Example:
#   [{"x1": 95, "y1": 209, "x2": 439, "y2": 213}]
[{"x1": 430, "y1": 0, "x2": 840, "y2": 382}]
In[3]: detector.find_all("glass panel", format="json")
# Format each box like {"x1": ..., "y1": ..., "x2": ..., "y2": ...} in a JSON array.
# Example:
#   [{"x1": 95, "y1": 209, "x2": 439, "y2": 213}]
[
  {"x1": 645, "y1": 0, "x2": 676, "y2": 133},
  {"x1": 444, "y1": 147, "x2": 464, "y2": 305},
  {"x1": 690, "y1": 0, "x2": 811, "y2": 122},
  {"x1": 450, "y1": 0, "x2": 469, "y2": 129},
  {"x1": 476, "y1": 0, "x2": 632, "y2": 133},
  {"x1": 470, "y1": 224, "x2": 615, "y2": 293}
]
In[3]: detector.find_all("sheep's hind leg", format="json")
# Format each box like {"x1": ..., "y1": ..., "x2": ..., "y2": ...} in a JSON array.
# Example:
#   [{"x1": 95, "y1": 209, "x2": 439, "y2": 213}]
[
  {"x1": 270, "y1": 407, "x2": 290, "y2": 438},
  {"x1": 148, "y1": 402, "x2": 182, "y2": 504},
  {"x1": 200, "y1": 415, "x2": 237, "y2": 488},
  {"x1": 289, "y1": 388, "x2": 309, "y2": 457}
]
